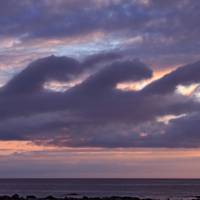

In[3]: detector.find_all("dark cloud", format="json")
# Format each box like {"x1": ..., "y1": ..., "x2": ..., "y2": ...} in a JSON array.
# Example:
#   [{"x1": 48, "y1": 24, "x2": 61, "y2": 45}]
[
  {"x1": 162, "y1": 113, "x2": 200, "y2": 148},
  {"x1": 3, "y1": 56, "x2": 81, "y2": 94},
  {"x1": 82, "y1": 52, "x2": 122, "y2": 68},
  {"x1": 1, "y1": 0, "x2": 200, "y2": 47},
  {"x1": 0, "y1": 54, "x2": 200, "y2": 148},
  {"x1": 0, "y1": 0, "x2": 150, "y2": 39},
  {"x1": 143, "y1": 60, "x2": 200, "y2": 94},
  {"x1": 74, "y1": 59, "x2": 152, "y2": 93}
]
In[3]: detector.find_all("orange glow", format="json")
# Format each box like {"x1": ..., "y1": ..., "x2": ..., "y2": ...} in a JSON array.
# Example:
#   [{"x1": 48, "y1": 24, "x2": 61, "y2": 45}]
[
  {"x1": 0, "y1": 140, "x2": 58, "y2": 156},
  {"x1": 116, "y1": 67, "x2": 175, "y2": 91},
  {"x1": 1, "y1": 140, "x2": 200, "y2": 160},
  {"x1": 156, "y1": 114, "x2": 186, "y2": 124}
]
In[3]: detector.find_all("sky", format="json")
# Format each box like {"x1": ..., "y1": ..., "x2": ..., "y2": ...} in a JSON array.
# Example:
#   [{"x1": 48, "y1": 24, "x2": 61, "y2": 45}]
[{"x1": 1, "y1": 0, "x2": 200, "y2": 178}]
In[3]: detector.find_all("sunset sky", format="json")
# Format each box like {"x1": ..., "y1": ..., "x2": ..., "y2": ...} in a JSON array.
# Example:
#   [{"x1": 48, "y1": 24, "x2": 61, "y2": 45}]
[{"x1": 1, "y1": 0, "x2": 200, "y2": 178}]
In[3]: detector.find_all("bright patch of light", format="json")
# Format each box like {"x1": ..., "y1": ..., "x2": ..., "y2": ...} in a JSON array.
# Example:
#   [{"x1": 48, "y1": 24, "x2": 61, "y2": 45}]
[
  {"x1": 116, "y1": 68, "x2": 174, "y2": 91},
  {"x1": 44, "y1": 80, "x2": 82, "y2": 92},
  {"x1": 116, "y1": 79, "x2": 151, "y2": 91},
  {"x1": 176, "y1": 83, "x2": 199, "y2": 96},
  {"x1": 156, "y1": 114, "x2": 186, "y2": 125},
  {"x1": 140, "y1": 132, "x2": 148, "y2": 138}
]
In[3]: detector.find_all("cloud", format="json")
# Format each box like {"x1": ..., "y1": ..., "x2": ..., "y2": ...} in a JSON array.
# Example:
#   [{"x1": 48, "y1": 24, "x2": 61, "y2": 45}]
[
  {"x1": 3, "y1": 55, "x2": 81, "y2": 94},
  {"x1": 0, "y1": 54, "x2": 200, "y2": 148},
  {"x1": 1, "y1": 0, "x2": 200, "y2": 83},
  {"x1": 162, "y1": 113, "x2": 200, "y2": 147},
  {"x1": 1, "y1": 0, "x2": 200, "y2": 48},
  {"x1": 143, "y1": 60, "x2": 200, "y2": 94},
  {"x1": 74, "y1": 59, "x2": 152, "y2": 93}
]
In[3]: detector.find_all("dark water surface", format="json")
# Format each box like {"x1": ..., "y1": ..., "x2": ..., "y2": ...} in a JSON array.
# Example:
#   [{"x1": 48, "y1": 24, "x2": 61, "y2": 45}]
[{"x1": 0, "y1": 179, "x2": 200, "y2": 199}]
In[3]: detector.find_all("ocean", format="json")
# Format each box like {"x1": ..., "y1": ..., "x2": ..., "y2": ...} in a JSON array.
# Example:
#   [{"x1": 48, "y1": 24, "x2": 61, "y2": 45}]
[{"x1": 0, "y1": 179, "x2": 200, "y2": 199}]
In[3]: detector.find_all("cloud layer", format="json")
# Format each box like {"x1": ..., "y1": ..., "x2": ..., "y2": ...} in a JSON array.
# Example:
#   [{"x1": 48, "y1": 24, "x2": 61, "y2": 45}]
[
  {"x1": 1, "y1": 53, "x2": 200, "y2": 148},
  {"x1": 1, "y1": 0, "x2": 200, "y2": 81},
  {"x1": 0, "y1": 0, "x2": 200, "y2": 149}
]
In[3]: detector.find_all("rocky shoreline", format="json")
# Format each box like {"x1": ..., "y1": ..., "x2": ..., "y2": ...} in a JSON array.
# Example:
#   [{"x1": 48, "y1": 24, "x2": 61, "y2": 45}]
[
  {"x1": 0, "y1": 195, "x2": 151, "y2": 200},
  {"x1": 0, "y1": 194, "x2": 200, "y2": 200}
]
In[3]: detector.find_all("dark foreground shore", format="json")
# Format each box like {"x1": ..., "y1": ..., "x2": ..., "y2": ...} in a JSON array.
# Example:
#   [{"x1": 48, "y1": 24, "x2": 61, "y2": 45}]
[
  {"x1": 1, "y1": 194, "x2": 200, "y2": 200},
  {"x1": 0, "y1": 195, "x2": 154, "y2": 200},
  {"x1": 0, "y1": 195, "x2": 155, "y2": 200}
]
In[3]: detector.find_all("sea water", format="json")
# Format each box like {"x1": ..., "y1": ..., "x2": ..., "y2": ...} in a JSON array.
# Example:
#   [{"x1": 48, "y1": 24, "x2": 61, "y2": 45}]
[{"x1": 0, "y1": 179, "x2": 200, "y2": 199}]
